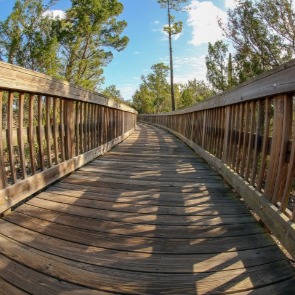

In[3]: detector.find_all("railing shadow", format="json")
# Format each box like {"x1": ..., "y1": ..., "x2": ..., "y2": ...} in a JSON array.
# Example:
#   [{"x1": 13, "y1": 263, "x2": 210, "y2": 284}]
[{"x1": 0, "y1": 123, "x2": 294, "y2": 293}]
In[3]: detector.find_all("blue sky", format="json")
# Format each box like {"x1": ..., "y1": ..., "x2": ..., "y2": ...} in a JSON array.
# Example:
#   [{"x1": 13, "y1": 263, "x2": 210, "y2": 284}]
[{"x1": 0, "y1": 0, "x2": 238, "y2": 101}]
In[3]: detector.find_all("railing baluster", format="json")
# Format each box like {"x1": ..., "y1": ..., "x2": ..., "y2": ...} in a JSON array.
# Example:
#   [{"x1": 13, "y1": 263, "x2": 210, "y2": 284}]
[
  {"x1": 245, "y1": 101, "x2": 256, "y2": 181},
  {"x1": 272, "y1": 95, "x2": 292, "y2": 203},
  {"x1": 18, "y1": 93, "x2": 27, "y2": 179},
  {"x1": 251, "y1": 100, "x2": 263, "y2": 186},
  {"x1": 28, "y1": 94, "x2": 36, "y2": 175},
  {"x1": 257, "y1": 98, "x2": 271, "y2": 191},
  {"x1": 45, "y1": 96, "x2": 52, "y2": 168},
  {"x1": 53, "y1": 97, "x2": 59, "y2": 164},
  {"x1": 7, "y1": 91, "x2": 17, "y2": 183},
  {"x1": 59, "y1": 99, "x2": 65, "y2": 162},
  {"x1": 37, "y1": 95, "x2": 45, "y2": 170},
  {"x1": 0, "y1": 91, "x2": 7, "y2": 188}
]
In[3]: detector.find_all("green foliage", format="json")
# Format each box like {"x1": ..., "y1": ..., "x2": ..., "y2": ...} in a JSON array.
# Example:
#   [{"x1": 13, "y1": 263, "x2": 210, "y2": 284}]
[
  {"x1": 132, "y1": 63, "x2": 171, "y2": 114},
  {"x1": 206, "y1": 40, "x2": 238, "y2": 92},
  {"x1": 132, "y1": 63, "x2": 213, "y2": 113},
  {"x1": 60, "y1": 0, "x2": 129, "y2": 90},
  {"x1": 178, "y1": 79, "x2": 215, "y2": 110},
  {"x1": 219, "y1": 0, "x2": 295, "y2": 82},
  {"x1": 101, "y1": 84, "x2": 124, "y2": 103},
  {"x1": 0, "y1": 0, "x2": 129, "y2": 91},
  {"x1": 0, "y1": 0, "x2": 61, "y2": 75}
]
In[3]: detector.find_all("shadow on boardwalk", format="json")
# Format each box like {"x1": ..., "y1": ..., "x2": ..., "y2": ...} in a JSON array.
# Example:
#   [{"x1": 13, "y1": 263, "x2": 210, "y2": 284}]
[{"x1": 0, "y1": 123, "x2": 295, "y2": 294}]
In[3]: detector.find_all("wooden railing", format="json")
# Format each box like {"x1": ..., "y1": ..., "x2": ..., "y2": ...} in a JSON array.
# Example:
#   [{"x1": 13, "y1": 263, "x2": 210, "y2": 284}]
[
  {"x1": 0, "y1": 61, "x2": 137, "y2": 214},
  {"x1": 140, "y1": 59, "x2": 295, "y2": 258}
]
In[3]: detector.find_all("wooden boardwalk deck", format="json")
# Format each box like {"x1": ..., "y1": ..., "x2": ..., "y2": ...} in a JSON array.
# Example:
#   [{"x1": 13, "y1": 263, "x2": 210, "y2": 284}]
[{"x1": 0, "y1": 123, "x2": 294, "y2": 294}]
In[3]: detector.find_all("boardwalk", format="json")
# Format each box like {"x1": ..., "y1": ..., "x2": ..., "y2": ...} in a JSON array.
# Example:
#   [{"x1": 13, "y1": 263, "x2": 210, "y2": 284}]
[{"x1": 0, "y1": 123, "x2": 294, "y2": 294}]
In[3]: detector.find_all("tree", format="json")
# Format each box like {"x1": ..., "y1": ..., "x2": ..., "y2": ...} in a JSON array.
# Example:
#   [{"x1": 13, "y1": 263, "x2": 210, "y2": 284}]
[
  {"x1": 206, "y1": 40, "x2": 238, "y2": 92},
  {"x1": 0, "y1": 0, "x2": 129, "y2": 91},
  {"x1": 178, "y1": 79, "x2": 215, "y2": 110},
  {"x1": 157, "y1": 0, "x2": 187, "y2": 111},
  {"x1": 0, "y1": 0, "x2": 61, "y2": 76},
  {"x1": 219, "y1": 0, "x2": 295, "y2": 82},
  {"x1": 59, "y1": 0, "x2": 129, "y2": 90},
  {"x1": 132, "y1": 63, "x2": 171, "y2": 114},
  {"x1": 101, "y1": 84, "x2": 124, "y2": 103}
]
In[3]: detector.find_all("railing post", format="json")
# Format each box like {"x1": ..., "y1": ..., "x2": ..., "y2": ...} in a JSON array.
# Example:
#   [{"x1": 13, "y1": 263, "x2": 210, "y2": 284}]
[
  {"x1": 201, "y1": 111, "x2": 207, "y2": 148},
  {"x1": 64, "y1": 100, "x2": 75, "y2": 160},
  {"x1": 222, "y1": 106, "x2": 231, "y2": 163}
]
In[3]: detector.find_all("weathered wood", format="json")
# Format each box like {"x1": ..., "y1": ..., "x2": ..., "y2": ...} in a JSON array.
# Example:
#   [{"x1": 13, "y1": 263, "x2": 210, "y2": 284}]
[
  {"x1": 0, "y1": 91, "x2": 7, "y2": 188},
  {"x1": 37, "y1": 95, "x2": 45, "y2": 170},
  {"x1": 7, "y1": 92, "x2": 17, "y2": 183},
  {"x1": 0, "y1": 124, "x2": 294, "y2": 294},
  {"x1": 151, "y1": 123, "x2": 295, "y2": 260},
  {"x1": 0, "y1": 129, "x2": 134, "y2": 214},
  {"x1": 45, "y1": 96, "x2": 52, "y2": 168},
  {"x1": 257, "y1": 98, "x2": 271, "y2": 191},
  {"x1": 142, "y1": 58, "x2": 295, "y2": 114},
  {"x1": 53, "y1": 97, "x2": 59, "y2": 164},
  {"x1": 0, "y1": 61, "x2": 136, "y2": 113},
  {"x1": 28, "y1": 94, "x2": 36, "y2": 175}
]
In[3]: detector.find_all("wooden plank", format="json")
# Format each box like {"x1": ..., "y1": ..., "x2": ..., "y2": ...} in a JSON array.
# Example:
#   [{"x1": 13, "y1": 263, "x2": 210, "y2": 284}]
[
  {"x1": 0, "y1": 232, "x2": 292, "y2": 294},
  {"x1": 37, "y1": 95, "x2": 45, "y2": 170},
  {"x1": 59, "y1": 99, "x2": 65, "y2": 162},
  {"x1": 155, "y1": 123, "x2": 295, "y2": 259},
  {"x1": 7, "y1": 91, "x2": 17, "y2": 183},
  {"x1": 0, "y1": 61, "x2": 136, "y2": 114},
  {"x1": 28, "y1": 94, "x2": 36, "y2": 175},
  {"x1": 80, "y1": 101, "x2": 84, "y2": 153},
  {"x1": 0, "y1": 91, "x2": 7, "y2": 188},
  {"x1": 2, "y1": 211, "x2": 274, "y2": 254},
  {"x1": 280, "y1": 98, "x2": 295, "y2": 213},
  {"x1": 0, "y1": 253, "x2": 106, "y2": 295},
  {"x1": 240, "y1": 102, "x2": 250, "y2": 177},
  {"x1": 0, "y1": 129, "x2": 134, "y2": 214},
  {"x1": 75, "y1": 101, "x2": 79, "y2": 155},
  {"x1": 17, "y1": 203, "x2": 262, "y2": 238},
  {"x1": 257, "y1": 98, "x2": 271, "y2": 191},
  {"x1": 245, "y1": 101, "x2": 256, "y2": 181},
  {"x1": 0, "y1": 277, "x2": 28, "y2": 295},
  {"x1": 222, "y1": 106, "x2": 230, "y2": 162},
  {"x1": 264, "y1": 96, "x2": 284, "y2": 200},
  {"x1": 45, "y1": 96, "x2": 52, "y2": 167},
  {"x1": 251, "y1": 100, "x2": 263, "y2": 186},
  {"x1": 272, "y1": 95, "x2": 292, "y2": 203},
  {"x1": 235, "y1": 103, "x2": 244, "y2": 172},
  {"x1": 52, "y1": 97, "x2": 59, "y2": 165},
  {"x1": 0, "y1": 218, "x2": 283, "y2": 273},
  {"x1": 17, "y1": 93, "x2": 27, "y2": 179}
]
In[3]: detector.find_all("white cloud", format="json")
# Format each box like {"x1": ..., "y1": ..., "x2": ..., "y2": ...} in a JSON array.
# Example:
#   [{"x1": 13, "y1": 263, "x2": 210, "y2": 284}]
[
  {"x1": 187, "y1": 1, "x2": 227, "y2": 46},
  {"x1": 42, "y1": 10, "x2": 66, "y2": 19},
  {"x1": 159, "y1": 55, "x2": 207, "y2": 83},
  {"x1": 154, "y1": 20, "x2": 160, "y2": 24},
  {"x1": 224, "y1": 0, "x2": 238, "y2": 9}
]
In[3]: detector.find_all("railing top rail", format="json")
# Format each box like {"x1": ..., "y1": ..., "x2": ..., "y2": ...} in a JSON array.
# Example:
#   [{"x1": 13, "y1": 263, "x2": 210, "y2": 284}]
[
  {"x1": 141, "y1": 59, "x2": 295, "y2": 116},
  {"x1": 0, "y1": 61, "x2": 137, "y2": 114}
]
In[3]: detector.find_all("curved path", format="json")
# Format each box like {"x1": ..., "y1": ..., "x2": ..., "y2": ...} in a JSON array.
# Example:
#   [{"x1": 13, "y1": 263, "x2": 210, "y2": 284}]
[{"x1": 0, "y1": 123, "x2": 294, "y2": 294}]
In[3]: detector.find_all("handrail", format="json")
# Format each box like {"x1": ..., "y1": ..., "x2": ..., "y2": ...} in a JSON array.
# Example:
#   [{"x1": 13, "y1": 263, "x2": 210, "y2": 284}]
[
  {"x1": 140, "y1": 59, "x2": 295, "y2": 259},
  {"x1": 0, "y1": 61, "x2": 137, "y2": 214}
]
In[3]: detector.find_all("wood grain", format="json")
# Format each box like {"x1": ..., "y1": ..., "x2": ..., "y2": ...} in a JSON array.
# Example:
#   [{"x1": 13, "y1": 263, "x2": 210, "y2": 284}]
[{"x1": 0, "y1": 123, "x2": 294, "y2": 294}]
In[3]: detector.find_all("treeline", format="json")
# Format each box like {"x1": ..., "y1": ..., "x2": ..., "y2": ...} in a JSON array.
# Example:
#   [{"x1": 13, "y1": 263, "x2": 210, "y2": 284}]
[
  {"x1": 132, "y1": 63, "x2": 214, "y2": 114},
  {"x1": 0, "y1": 0, "x2": 128, "y2": 92},
  {"x1": 133, "y1": 0, "x2": 295, "y2": 113}
]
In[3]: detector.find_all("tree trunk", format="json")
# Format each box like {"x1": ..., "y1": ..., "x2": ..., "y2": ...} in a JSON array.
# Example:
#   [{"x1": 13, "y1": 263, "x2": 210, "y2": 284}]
[{"x1": 168, "y1": 1, "x2": 176, "y2": 111}]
